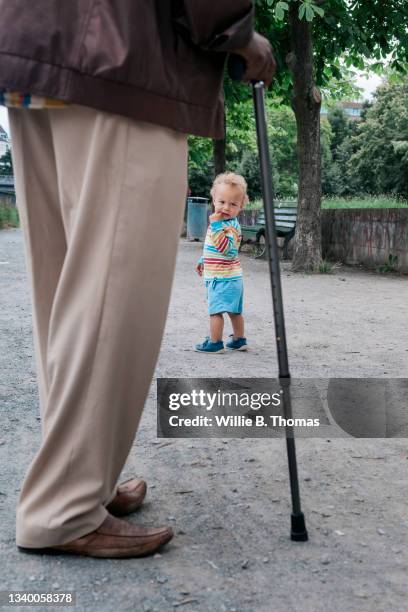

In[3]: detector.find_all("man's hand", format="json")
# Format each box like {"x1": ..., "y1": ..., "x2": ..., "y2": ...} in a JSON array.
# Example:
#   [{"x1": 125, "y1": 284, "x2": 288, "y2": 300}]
[
  {"x1": 231, "y1": 32, "x2": 276, "y2": 87},
  {"x1": 196, "y1": 262, "x2": 204, "y2": 277}
]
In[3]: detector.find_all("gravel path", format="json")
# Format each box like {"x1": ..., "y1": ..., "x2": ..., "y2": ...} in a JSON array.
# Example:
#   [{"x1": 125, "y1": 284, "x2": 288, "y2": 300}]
[{"x1": 1, "y1": 228, "x2": 407, "y2": 612}]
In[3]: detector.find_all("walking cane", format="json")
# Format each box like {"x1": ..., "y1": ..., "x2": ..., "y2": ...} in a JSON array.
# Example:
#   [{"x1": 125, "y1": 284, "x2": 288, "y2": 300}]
[{"x1": 228, "y1": 55, "x2": 308, "y2": 541}]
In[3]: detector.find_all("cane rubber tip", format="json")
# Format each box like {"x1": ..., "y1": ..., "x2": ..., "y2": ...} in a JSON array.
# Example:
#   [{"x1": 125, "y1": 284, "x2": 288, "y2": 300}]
[{"x1": 290, "y1": 512, "x2": 308, "y2": 542}]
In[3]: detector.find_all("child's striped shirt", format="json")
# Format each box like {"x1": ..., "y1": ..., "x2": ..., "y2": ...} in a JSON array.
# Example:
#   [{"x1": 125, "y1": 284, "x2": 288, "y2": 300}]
[
  {"x1": 0, "y1": 90, "x2": 69, "y2": 108},
  {"x1": 199, "y1": 217, "x2": 242, "y2": 281}
]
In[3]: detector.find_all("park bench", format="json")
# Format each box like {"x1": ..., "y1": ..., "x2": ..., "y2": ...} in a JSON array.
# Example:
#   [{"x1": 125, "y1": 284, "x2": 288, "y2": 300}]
[{"x1": 241, "y1": 201, "x2": 297, "y2": 259}]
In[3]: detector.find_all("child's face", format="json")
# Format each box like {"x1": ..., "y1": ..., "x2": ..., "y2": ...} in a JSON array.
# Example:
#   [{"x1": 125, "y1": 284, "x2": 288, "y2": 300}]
[{"x1": 212, "y1": 183, "x2": 244, "y2": 220}]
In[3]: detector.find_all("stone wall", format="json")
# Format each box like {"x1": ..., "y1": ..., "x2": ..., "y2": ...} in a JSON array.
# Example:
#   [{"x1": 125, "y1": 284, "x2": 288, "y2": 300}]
[
  {"x1": 321, "y1": 208, "x2": 408, "y2": 273},
  {"x1": 238, "y1": 207, "x2": 408, "y2": 272},
  {"x1": 6, "y1": 191, "x2": 405, "y2": 270}
]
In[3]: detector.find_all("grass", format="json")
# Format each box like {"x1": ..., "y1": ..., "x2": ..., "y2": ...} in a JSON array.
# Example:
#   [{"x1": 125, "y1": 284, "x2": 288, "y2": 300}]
[
  {"x1": 247, "y1": 195, "x2": 408, "y2": 210},
  {"x1": 0, "y1": 204, "x2": 19, "y2": 229},
  {"x1": 316, "y1": 259, "x2": 333, "y2": 274},
  {"x1": 377, "y1": 254, "x2": 399, "y2": 273},
  {"x1": 322, "y1": 195, "x2": 408, "y2": 209}
]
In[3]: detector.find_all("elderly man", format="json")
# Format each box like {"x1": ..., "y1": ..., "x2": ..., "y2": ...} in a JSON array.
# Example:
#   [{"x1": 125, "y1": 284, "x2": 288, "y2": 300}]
[{"x1": 0, "y1": 0, "x2": 275, "y2": 557}]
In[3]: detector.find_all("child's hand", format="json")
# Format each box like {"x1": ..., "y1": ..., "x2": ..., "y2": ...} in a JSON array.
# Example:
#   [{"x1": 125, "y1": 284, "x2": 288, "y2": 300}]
[
  {"x1": 195, "y1": 262, "x2": 203, "y2": 277},
  {"x1": 209, "y1": 212, "x2": 225, "y2": 222}
]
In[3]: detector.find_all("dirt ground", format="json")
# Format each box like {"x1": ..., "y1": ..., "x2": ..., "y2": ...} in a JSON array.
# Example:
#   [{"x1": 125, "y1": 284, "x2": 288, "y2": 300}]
[{"x1": 0, "y1": 229, "x2": 407, "y2": 612}]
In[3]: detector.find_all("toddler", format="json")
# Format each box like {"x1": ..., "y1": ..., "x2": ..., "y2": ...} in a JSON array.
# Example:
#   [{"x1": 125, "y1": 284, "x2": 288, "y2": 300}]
[{"x1": 195, "y1": 172, "x2": 248, "y2": 353}]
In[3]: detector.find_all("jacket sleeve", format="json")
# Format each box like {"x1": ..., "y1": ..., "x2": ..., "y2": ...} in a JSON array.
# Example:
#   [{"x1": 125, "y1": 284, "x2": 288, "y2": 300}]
[
  {"x1": 173, "y1": 1, "x2": 254, "y2": 52},
  {"x1": 210, "y1": 220, "x2": 235, "y2": 256}
]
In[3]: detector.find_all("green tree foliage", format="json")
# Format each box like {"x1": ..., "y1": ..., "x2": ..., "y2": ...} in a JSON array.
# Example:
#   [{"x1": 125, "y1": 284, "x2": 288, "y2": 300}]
[
  {"x1": 327, "y1": 106, "x2": 352, "y2": 155},
  {"x1": 0, "y1": 148, "x2": 13, "y2": 176},
  {"x1": 321, "y1": 75, "x2": 408, "y2": 198},
  {"x1": 255, "y1": 0, "x2": 408, "y2": 96},
  {"x1": 253, "y1": 0, "x2": 408, "y2": 270},
  {"x1": 233, "y1": 103, "x2": 298, "y2": 200},
  {"x1": 346, "y1": 76, "x2": 408, "y2": 197},
  {"x1": 322, "y1": 106, "x2": 357, "y2": 195},
  {"x1": 189, "y1": 1, "x2": 408, "y2": 232},
  {"x1": 188, "y1": 135, "x2": 214, "y2": 196},
  {"x1": 189, "y1": 103, "x2": 298, "y2": 200},
  {"x1": 190, "y1": 75, "x2": 408, "y2": 201}
]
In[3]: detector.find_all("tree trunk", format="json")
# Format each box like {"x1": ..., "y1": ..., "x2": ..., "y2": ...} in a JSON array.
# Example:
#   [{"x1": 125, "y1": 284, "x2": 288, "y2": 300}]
[
  {"x1": 213, "y1": 137, "x2": 226, "y2": 177},
  {"x1": 288, "y1": 4, "x2": 322, "y2": 271}
]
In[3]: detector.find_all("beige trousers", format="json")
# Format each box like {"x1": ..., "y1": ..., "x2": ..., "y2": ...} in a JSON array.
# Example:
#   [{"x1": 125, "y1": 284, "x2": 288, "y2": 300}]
[{"x1": 9, "y1": 106, "x2": 187, "y2": 547}]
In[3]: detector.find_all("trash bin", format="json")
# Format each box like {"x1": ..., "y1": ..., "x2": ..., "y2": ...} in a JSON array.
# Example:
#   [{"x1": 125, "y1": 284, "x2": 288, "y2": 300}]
[{"x1": 186, "y1": 197, "x2": 209, "y2": 241}]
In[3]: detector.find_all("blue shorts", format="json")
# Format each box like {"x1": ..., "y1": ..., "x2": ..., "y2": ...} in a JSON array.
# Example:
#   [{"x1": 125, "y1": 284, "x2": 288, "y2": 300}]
[{"x1": 205, "y1": 278, "x2": 244, "y2": 315}]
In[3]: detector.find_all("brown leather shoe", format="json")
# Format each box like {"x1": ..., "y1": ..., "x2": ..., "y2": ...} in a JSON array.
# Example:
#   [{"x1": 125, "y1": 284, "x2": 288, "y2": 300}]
[
  {"x1": 18, "y1": 513, "x2": 173, "y2": 558},
  {"x1": 106, "y1": 477, "x2": 147, "y2": 516}
]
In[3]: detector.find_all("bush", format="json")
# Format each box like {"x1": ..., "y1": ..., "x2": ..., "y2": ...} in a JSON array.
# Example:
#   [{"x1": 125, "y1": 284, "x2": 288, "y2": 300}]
[{"x1": 0, "y1": 204, "x2": 19, "y2": 229}]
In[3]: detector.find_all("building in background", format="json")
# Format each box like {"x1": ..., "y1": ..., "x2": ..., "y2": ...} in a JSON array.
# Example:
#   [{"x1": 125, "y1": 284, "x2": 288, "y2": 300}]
[
  {"x1": 321, "y1": 101, "x2": 364, "y2": 121},
  {"x1": 0, "y1": 124, "x2": 14, "y2": 204},
  {"x1": 0, "y1": 124, "x2": 11, "y2": 157}
]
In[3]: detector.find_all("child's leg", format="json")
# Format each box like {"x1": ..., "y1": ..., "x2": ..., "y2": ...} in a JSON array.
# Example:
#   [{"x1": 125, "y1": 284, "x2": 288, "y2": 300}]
[
  {"x1": 210, "y1": 313, "x2": 224, "y2": 342},
  {"x1": 227, "y1": 313, "x2": 245, "y2": 339}
]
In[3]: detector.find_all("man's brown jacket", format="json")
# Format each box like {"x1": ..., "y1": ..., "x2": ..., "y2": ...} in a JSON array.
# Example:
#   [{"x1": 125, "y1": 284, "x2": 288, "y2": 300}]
[{"x1": 0, "y1": 0, "x2": 254, "y2": 137}]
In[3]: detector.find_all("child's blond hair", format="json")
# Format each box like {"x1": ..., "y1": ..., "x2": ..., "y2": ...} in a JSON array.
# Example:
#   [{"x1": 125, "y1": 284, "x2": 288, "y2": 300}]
[{"x1": 210, "y1": 172, "x2": 249, "y2": 207}]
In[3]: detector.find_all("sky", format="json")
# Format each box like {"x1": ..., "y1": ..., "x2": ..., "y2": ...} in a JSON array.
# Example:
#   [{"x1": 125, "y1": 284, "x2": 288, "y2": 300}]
[
  {"x1": 0, "y1": 72, "x2": 384, "y2": 138},
  {"x1": 0, "y1": 106, "x2": 10, "y2": 136},
  {"x1": 354, "y1": 72, "x2": 383, "y2": 100}
]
